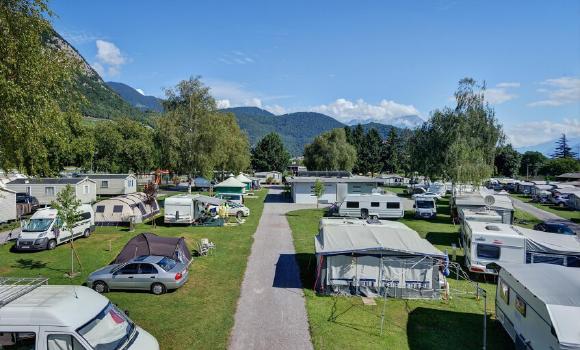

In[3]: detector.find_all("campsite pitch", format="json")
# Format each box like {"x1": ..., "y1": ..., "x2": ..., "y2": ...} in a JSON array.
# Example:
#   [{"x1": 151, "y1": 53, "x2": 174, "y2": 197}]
[
  {"x1": 287, "y1": 197, "x2": 514, "y2": 350},
  {"x1": 0, "y1": 189, "x2": 267, "y2": 350}
]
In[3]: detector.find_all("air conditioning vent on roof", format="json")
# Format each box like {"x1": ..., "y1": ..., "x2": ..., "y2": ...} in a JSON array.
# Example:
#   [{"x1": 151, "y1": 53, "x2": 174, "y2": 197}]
[{"x1": 485, "y1": 225, "x2": 501, "y2": 231}]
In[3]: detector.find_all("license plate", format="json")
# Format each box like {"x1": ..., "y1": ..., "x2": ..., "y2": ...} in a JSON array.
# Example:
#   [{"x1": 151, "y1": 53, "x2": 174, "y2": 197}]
[{"x1": 20, "y1": 246, "x2": 29, "y2": 249}]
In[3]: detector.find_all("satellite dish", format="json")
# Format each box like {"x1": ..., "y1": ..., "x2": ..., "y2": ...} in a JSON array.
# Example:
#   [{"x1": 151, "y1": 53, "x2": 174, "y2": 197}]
[{"x1": 484, "y1": 195, "x2": 496, "y2": 206}]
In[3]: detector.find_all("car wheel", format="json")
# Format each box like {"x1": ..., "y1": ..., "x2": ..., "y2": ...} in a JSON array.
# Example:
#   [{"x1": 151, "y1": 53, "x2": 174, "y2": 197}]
[
  {"x1": 370, "y1": 215, "x2": 378, "y2": 220},
  {"x1": 83, "y1": 228, "x2": 91, "y2": 238},
  {"x1": 93, "y1": 281, "x2": 108, "y2": 294},
  {"x1": 151, "y1": 283, "x2": 166, "y2": 295},
  {"x1": 47, "y1": 239, "x2": 57, "y2": 250},
  {"x1": 236, "y1": 211, "x2": 244, "y2": 219},
  {"x1": 559, "y1": 202, "x2": 565, "y2": 208}
]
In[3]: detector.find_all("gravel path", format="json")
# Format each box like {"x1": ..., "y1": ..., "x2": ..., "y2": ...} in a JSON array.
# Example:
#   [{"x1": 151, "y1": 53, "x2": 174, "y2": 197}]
[
  {"x1": 511, "y1": 196, "x2": 580, "y2": 233},
  {"x1": 229, "y1": 187, "x2": 315, "y2": 350}
]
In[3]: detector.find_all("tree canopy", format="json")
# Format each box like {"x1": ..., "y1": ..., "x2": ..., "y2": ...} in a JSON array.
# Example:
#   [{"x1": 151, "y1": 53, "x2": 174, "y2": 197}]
[
  {"x1": 251, "y1": 132, "x2": 290, "y2": 172},
  {"x1": 519, "y1": 151, "x2": 547, "y2": 177},
  {"x1": 494, "y1": 144, "x2": 521, "y2": 177},
  {"x1": 303, "y1": 128, "x2": 357, "y2": 171}
]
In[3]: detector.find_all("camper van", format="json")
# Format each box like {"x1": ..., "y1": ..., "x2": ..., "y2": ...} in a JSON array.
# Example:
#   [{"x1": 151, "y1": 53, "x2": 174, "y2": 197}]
[
  {"x1": 414, "y1": 196, "x2": 437, "y2": 219},
  {"x1": 0, "y1": 277, "x2": 159, "y2": 349},
  {"x1": 461, "y1": 221, "x2": 526, "y2": 274},
  {"x1": 334, "y1": 193, "x2": 403, "y2": 219},
  {"x1": 15, "y1": 205, "x2": 95, "y2": 251}
]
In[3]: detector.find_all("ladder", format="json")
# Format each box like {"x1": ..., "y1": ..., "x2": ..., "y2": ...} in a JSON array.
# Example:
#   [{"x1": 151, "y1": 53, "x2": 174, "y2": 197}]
[{"x1": 0, "y1": 277, "x2": 49, "y2": 307}]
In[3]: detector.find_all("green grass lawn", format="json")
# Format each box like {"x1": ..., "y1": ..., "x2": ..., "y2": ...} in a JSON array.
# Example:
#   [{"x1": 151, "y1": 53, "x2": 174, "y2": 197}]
[
  {"x1": 287, "y1": 198, "x2": 513, "y2": 350},
  {"x1": 382, "y1": 186, "x2": 407, "y2": 195},
  {"x1": 512, "y1": 194, "x2": 580, "y2": 223},
  {"x1": 0, "y1": 189, "x2": 267, "y2": 350}
]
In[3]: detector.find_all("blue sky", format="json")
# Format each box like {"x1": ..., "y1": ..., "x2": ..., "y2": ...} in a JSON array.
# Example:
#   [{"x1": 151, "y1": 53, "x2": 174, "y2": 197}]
[{"x1": 51, "y1": 0, "x2": 580, "y2": 147}]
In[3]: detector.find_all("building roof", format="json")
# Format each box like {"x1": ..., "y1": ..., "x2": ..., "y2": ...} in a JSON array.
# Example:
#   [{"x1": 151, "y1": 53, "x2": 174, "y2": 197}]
[
  {"x1": 84, "y1": 174, "x2": 135, "y2": 180},
  {"x1": 296, "y1": 170, "x2": 351, "y2": 177},
  {"x1": 286, "y1": 176, "x2": 379, "y2": 184},
  {"x1": 7, "y1": 177, "x2": 92, "y2": 185},
  {"x1": 214, "y1": 176, "x2": 245, "y2": 188},
  {"x1": 556, "y1": 172, "x2": 580, "y2": 180},
  {"x1": 315, "y1": 220, "x2": 444, "y2": 257},
  {"x1": 499, "y1": 263, "x2": 580, "y2": 347},
  {"x1": 454, "y1": 192, "x2": 514, "y2": 211}
]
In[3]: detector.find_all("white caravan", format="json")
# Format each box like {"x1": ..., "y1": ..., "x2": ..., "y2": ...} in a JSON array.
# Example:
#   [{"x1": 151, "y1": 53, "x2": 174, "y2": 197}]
[
  {"x1": 414, "y1": 196, "x2": 437, "y2": 219},
  {"x1": 461, "y1": 221, "x2": 526, "y2": 274},
  {"x1": 0, "y1": 277, "x2": 159, "y2": 350},
  {"x1": 496, "y1": 263, "x2": 580, "y2": 350},
  {"x1": 335, "y1": 193, "x2": 404, "y2": 219},
  {"x1": 164, "y1": 194, "x2": 198, "y2": 224},
  {"x1": 15, "y1": 205, "x2": 94, "y2": 251}
]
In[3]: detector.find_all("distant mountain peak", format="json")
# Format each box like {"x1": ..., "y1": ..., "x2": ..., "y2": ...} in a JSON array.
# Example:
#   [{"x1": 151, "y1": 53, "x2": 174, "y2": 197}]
[{"x1": 106, "y1": 82, "x2": 164, "y2": 113}]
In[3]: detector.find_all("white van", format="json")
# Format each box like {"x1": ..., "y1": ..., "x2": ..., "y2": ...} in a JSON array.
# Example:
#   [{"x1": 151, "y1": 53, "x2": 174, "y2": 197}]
[
  {"x1": 414, "y1": 196, "x2": 437, "y2": 219},
  {"x1": 461, "y1": 221, "x2": 525, "y2": 274},
  {"x1": 16, "y1": 205, "x2": 95, "y2": 251},
  {"x1": 335, "y1": 193, "x2": 403, "y2": 219},
  {"x1": 0, "y1": 277, "x2": 159, "y2": 350}
]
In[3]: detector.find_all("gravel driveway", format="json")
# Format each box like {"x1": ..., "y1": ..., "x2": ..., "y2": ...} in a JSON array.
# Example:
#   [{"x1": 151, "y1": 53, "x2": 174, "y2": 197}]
[{"x1": 229, "y1": 187, "x2": 315, "y2": 350}]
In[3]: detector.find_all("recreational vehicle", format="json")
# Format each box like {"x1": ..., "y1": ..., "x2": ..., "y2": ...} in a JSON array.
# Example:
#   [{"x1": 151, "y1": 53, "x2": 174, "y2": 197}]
[
  {"x1": 0, "y1": 277, "x2": 159, "y2": 349},
  {"x1": 414, "y1": 196, "x2": 437, "y2": 219},
  {"x1": 15, "y1": 205, "x2": 95, "y2": 251},
  {"x1": 496, "y1": 263, "x2": 580, "y2": 350},
  {"x1": 462, "y1": 221, "x2": 580, "y2": 274},
  {"x1": 333, "y1": 193, "x2": 403, "y2": 219},
  {"x1": 0, "y1": 187, "x2": 17, "y2": 223}
]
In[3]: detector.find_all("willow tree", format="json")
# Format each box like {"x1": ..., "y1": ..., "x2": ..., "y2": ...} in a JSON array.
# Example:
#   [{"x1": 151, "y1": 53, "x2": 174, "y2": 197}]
[
  {"x1": 156, "y1": 77, "x2": 250, "y2": 181},
  {"x1": 409, "y1": 78, "x2": 503, "y2": 186},
  {"x1": 0, "y1": 0, "x2": 89, "y2": 175},
  {"x1": 303, "y1": 128, "x2": 357, "y2": 171}
]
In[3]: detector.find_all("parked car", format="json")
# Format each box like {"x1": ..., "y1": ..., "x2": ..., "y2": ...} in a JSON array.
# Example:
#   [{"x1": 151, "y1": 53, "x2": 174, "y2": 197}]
[
  {"x1": 15, "y1": 192, "x2": 39, "y2": 216},
  {"x1": 533, "y1": 221, "x2": 576, "y2": 235},
  {"x1": 87, "y1": 255, "x2": 189, "y2": 295},
  {"x1": 412, "y1": 191, "x2": 441, "y2": 201},
  {"x1": 227, "y1": 202, "x2": 250, "y2": 219},
  {"x1": 551, "y1": 194, "x2": 569, "y2": 207}
]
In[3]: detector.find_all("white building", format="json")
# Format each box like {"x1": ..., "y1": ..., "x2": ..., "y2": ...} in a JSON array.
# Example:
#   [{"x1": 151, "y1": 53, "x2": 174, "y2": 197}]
[
  {"x1": 85, "y1": 174, "x2": 137, "y2": 196},
  {"x1": 286, "y1": 176, "x2": 380, "y2": 204},
  {"x1": 254, "y1": 171, "x2": 282, "y2": 184},
  {"x1": 6, "y1": 178, "x2": 96, "y2": 205}
]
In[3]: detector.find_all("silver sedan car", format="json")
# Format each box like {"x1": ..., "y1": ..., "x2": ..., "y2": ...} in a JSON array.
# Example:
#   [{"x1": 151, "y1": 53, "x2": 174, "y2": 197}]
[{"x1": 87, "y1": 255, "x2": 189, "y2": 295}]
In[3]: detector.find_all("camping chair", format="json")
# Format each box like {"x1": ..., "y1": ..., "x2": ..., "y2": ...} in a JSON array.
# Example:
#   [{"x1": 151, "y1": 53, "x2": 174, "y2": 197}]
[{"x1": 199, "y1": 238, "x2": 215, "y2": 256}]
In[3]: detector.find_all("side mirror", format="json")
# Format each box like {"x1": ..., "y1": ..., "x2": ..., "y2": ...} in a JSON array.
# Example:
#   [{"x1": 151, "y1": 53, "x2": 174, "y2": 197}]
[
  {"x1": 124, "y1": 310, "x2": 130, "y2": 317},
  {"x1": 412, "y1": 204, "x2": 416, "y2": 208}
]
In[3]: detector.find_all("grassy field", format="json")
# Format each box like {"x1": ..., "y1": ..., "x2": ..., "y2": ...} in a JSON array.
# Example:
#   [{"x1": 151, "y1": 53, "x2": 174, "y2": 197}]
[
  {"x1": 287, "y1": 197, "x2": 513, "y2": 350},
  {"x1": 512, "y1": 194, "x2": 580, "y2": 223},
  {"x1": 382, "y1": 186, "x2": 407, "y2": 195},
  {"x1": 0, "y1": 189, "x2": 267, "y2": 350}
]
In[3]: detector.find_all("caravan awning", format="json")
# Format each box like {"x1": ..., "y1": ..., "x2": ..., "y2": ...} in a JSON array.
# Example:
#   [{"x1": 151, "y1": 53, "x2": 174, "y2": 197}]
[
  {"x1": 514, "y1": 226, "x2": 580, "y2": 255},
  {"x1": 315, "y1": 221, "x2": 444, "y2": 257}
]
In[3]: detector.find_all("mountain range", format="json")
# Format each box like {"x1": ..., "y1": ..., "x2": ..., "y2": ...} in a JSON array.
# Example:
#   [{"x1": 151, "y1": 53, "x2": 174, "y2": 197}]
[
  {"x1": 516, "y1": 137, "x2": 580, "y2": 157},
  {"x1": 106, "y1": 82, "x2": 164, "y2": 112}
]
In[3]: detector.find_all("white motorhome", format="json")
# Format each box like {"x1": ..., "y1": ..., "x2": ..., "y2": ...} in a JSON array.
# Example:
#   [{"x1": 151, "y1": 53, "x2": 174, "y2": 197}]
[
  {"x1": 0, "y1": 277, "x2": 159, "y2": 349},
  {"x1": 414, "y1": 196, "x2": 437, "y2": 219},
  {"x1": 15, "y1": 205, "x2": 94, "y2": 251},
  {"x1": 334, "y1": 193, "x2": 404, "y2": 219},
  {"x1": 461, "y1": 221, "x2": 526, "y2": 274},
  {"x1": 496, "y1": 263, "x2": 580, "y2": 350}
]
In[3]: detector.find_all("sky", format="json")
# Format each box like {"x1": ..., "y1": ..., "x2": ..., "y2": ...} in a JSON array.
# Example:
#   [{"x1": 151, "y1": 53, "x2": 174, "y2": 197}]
[{"x1": 50, "y1": 0, "x2": 580, "y2": 148}]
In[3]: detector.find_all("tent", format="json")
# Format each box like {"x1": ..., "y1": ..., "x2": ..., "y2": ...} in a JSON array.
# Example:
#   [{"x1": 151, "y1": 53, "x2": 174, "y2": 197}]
[
  {"x1": 496, "y1": 263, "x2": 580, "y2": 350},
  {"x1": 214, "y1": 176, "x2": 246, "y2": 195},
  {"x1": 114, "y1": 233, "x2": 192, "y2": 264},
  {"x1": 314, "y1": 219, "x2": 445, "y2": 299},
  {"x1": 235, "y1": 173, "x2": 252, "y2": 190}
]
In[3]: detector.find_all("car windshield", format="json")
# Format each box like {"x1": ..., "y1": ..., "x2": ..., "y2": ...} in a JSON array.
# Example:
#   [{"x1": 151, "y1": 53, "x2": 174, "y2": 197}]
[
  {"x1": 157, "y1": 257, "x2": 177, "y2": 271},
  {"x1": 77, "y1": 303, "x2": 134, "y2": 350},
  {"x1": 416, "y1": 201, "x2": 434, "y2": 209},
  {"x1": 22, "y1": 218, "x2": 53, "y2": 232}
]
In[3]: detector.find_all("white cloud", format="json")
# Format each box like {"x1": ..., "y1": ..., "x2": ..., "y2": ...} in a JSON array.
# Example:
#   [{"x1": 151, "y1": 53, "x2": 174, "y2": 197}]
[
  {"x1": 506, "y1": 118, "x2": 580, "y2": 147},
  {"x1": 529, "y1": 77, "x2": 580, "y2": 107},
  {"x1": 483, "y1": 82, "x2": 520, "y2": 104},
  {"x1": 136, "y1": 88, "x2": 145, "y2": 95},
  {"x1": 496, "y1": 82, "x2": 521, "y2": 88},
  {"x1": 308, "y1": 98, "x2": 420, "y2": 124},
  {"x1": 61, "y1": 30, "x2": 98, "y2": 45},
  {"x1": 216, "y1": 99, "x2": 231, "y2": 109},
  {"x1": 266, "y1": 104, "x2": 287, "y2": 115},
  {"x1": 218, "y1": 51, "x2": 255, "y2": 65},
  {"x1": 94, "y1": 40, "x2": 126, "y2": 77}
]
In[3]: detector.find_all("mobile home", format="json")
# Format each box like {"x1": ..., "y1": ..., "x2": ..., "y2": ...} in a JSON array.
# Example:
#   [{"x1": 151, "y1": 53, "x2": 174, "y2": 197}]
[
  {"x1": 314, "y1": 219, "x2": 446, "y2": 299},
  {"x1": 5, "y1": 178, "x2": 96, "y2": 205},
  {"x1": 496, "y1": 263, "x2": 580, "y2": 350},
  {"x1": 286, "y1": 176, "x2": 380, "y2": 204},
  {"x1": 0, "y1": 187, "x2": 17, "y2": 223},
  {"x1": 333, "y1": 193, "x2": 404, "y2": 219},
  {"x1": 254, "y1": 171, "x2": 282, "y2": 184},
  {"x1": 85, "y1": 174, "x2": 137, "y2": 196}
]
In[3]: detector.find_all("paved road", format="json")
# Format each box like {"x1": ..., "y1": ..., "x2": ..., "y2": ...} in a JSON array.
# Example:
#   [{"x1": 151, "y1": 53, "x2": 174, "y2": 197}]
[
  {"x1": 229, "y1": 187, "x2": 315, "y2": 350},
  {"x1": 511, "y1": 196, "x2": 580, "y2": 232}
]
